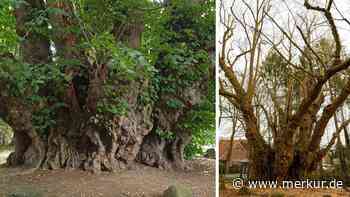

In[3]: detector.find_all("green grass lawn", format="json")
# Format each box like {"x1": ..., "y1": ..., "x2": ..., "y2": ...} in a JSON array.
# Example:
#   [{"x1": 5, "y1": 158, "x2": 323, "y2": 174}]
[{"x1": 221, "y1": 173, "x2": 241, "y2": 182}]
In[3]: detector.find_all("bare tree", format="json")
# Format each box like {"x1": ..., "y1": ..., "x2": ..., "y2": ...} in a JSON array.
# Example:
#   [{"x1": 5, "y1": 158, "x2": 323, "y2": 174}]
[{"x1": 220, "y1": 0, "x2": 350, "y2": 180}]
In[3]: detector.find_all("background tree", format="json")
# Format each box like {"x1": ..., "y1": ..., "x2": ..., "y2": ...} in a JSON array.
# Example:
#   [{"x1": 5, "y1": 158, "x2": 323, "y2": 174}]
[{"x1": 220, "y1": 104, "x2": 241, "y2": 174}]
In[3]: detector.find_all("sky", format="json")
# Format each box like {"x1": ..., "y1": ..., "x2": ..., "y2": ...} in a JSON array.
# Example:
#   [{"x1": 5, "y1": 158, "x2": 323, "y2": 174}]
[{"x1": 217, "y1": 0, "x2": 350, "y2": 146}]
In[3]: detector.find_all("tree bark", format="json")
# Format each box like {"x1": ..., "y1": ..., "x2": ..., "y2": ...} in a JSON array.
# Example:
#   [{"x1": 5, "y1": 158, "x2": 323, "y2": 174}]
[
  {"x1": 6, "y1": 0, "x2": 155, "y2": 173},
  {"x1": 137, "y1": 129, "x2": 192, "y2": 170},
  {"x1": 224, "y1": 121, "x2": 236, "y2": 173},
  {"x1": 6, "y1": 0, "x2": 49, "y2": 169},
  {"x1": 2, "y1": 0, "x2": 211, "y2": 173}
]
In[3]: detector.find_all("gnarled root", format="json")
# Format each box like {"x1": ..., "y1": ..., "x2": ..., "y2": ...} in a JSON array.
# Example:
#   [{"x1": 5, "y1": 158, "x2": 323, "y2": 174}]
[{"x1": 137, "y1": 129, "x2": 192, "y2": 170}]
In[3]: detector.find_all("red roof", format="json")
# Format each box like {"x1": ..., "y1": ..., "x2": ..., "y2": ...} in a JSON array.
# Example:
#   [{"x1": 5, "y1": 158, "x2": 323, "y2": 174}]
[{"x1": 219, "y1": 139, "x2": 249, "y2": 163}]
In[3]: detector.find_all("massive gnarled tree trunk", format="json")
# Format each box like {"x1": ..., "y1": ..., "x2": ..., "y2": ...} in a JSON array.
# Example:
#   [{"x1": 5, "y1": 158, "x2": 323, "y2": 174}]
[
  {"x1": 137, "y1": 83, "x2": 208, "y2": 169},
  {"x1": 5, "y1": 0, "x2": 49, "y2": 169},
  {"x1": 136, "y1": 0, "x2": 214, "y2": 170},
  {"x1": 1, "y1": 0, "x2": 213, "y2": 173}
]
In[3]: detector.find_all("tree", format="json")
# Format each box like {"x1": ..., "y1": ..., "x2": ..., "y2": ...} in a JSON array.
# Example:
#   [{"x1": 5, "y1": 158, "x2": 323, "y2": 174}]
[
  {"x1": 219, "y1": 95, "x2": 242, "y2": 173},
  {"x1": 0, "y1": 0, "x2": 214, "y2": 173},
  {"x1": 220, "y1": 0, "x2": 350, "y2": 180}
]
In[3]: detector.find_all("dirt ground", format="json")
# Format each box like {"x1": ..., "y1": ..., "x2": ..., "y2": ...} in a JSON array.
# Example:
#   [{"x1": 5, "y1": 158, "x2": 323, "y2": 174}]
[{"x1": 0, "y1": 158, "x2": 215, "y2": 197}]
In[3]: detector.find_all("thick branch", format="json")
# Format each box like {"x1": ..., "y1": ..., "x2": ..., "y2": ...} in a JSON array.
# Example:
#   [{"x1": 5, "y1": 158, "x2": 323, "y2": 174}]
[
  {"x1": 318, "y1": 118, "x2": 350, "y2": 158},
  {"x1": 289, "y1": 58, "x2": 350, "y2": 131},
  {"x1": 219, "y1": 83, "x2": 240, "y2": 108},
  {"x1": 309, "y1": 79, "x2": 350, "y2": 152},
  {"x1": 219, "y1": 58, "x2": 246, "y2": 97}
]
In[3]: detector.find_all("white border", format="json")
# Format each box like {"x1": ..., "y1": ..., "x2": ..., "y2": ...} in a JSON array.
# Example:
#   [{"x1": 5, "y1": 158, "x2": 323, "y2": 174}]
[{"x1": 215, "y1": 0, "x2": 220, "y2": 196}]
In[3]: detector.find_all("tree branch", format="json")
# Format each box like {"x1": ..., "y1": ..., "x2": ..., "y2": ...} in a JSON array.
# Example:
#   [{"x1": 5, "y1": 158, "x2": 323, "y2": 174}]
[
  {"x1": 296, "y1": 25, "x2": 326, "y2": 68},
  {"x1": 304, "y1": 0, "x2": 341, "y2": 61},
  {"x1": 318, "y1": 118, "x2": 350, "y2": 158},
  {"x1": 309, "y1": 79, "x2": 350, "y2": 152}
]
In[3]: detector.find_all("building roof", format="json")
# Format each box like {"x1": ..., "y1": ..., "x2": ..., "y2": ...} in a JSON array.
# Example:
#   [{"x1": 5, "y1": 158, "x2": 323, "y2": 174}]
[{"x1": 219, "y1": 139, "x2": 249, "y2": 163}]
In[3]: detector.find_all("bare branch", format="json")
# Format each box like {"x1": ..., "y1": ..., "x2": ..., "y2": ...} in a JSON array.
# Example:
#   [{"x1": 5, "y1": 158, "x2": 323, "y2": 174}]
[
  {"x1": 296, "y1": 25, "x2": 326, "y2": 68},
  {"x1": 304, "y1": 0, "x2": 341, "y2": 61}
]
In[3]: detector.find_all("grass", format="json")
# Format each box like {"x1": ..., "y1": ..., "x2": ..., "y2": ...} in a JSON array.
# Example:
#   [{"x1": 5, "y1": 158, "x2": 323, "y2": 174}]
[
  {"x1": 224, "y1": 173, "x2": 241, "y2": 178},
  {"x1": 6, "y1": 186, "x2": 43, "y2": 197},
  {"x1": 0, "y1": 145, "x2": 13, "y2": 152},
  {"x1": 7, "y1": 190, "x2": 42, "y2": 197},
  {"x1": 7, "y1": 192, "x2": 42, "y2": 197}
]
